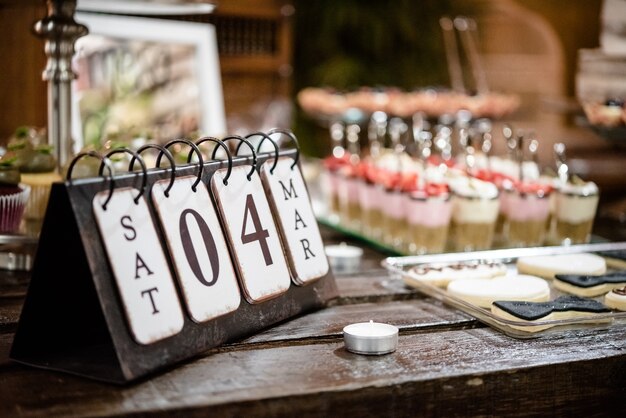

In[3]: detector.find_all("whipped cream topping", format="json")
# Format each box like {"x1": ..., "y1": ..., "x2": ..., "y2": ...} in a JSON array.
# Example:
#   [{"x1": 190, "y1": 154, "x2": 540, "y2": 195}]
[
  {"x1": 559, "y1": 181, "x2": 599, "y2": 197},
  {"x1": 374, "y1": 152, "x2": 417, "y2": 173},
  {"x1": 449, "y1": 176, "x2": 499, "y2": 200},
  {"x1": 488, "y1": 156, "x2": 540, "y2": 181},
  {"x1": 555, "y1": 181, "x2": 599, "y2": 223}
]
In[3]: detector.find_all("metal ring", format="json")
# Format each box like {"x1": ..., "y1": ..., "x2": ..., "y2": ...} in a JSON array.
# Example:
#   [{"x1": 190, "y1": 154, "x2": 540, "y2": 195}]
[
  {"x1": 246, "y1": 132, "x2": 279, "y2": 175},
  {"x1": 213, "y1": 135, "x2": 257, "y2": 180},
  {"x1": 157, "y1": 139, "x2": 204, "y2": 193},
  {"x1": 131, "y1": 144, "x2": 176, "y2": 198},
  {"x1": 67, "y1": 151, "x2": 115, "y2": 211},
  {"x1": 100, "y1": 148, "x2": 147, "y2": 204},
  {"x1": 267, "y1": 128, "x2": 300, "y2": 170},
  {"x1": 194, "y1": 136, "x2": 233, "y2": 185}
]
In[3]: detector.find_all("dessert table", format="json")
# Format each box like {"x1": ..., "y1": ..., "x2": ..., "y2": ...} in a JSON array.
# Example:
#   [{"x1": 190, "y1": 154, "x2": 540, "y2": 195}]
[{"x1": 0, "y1": 225, "x2": 625, "y2": 417}]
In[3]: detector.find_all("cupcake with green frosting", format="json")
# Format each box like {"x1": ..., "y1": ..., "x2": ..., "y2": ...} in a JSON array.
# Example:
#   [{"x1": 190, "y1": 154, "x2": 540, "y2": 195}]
[
  {"x1": 8, "y1": 127, "x2": 62, "y2": 221},
  {"x1": 0, "y1": 155, "x2": 30, "y2": 233}
]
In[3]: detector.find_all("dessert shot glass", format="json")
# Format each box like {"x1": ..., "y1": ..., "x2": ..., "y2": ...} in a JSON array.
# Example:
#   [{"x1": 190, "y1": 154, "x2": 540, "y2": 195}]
[{"x1": 554, "y1": 182, "x2": 599, "y2": 245}]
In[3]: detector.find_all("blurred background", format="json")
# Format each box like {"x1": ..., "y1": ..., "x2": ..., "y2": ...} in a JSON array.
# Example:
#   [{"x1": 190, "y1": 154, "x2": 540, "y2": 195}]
[{"x1": 0, "y1": 0, "x2": 623, "y2": 209}]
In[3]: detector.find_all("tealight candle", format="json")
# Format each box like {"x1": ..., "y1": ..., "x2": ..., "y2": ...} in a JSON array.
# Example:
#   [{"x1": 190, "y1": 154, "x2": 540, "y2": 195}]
[
  {"x1": 343, "y1": 320, "x2": 399, "y2": 355},
  {"x1": 325, "y1": 242, "x2": 363, "y2": 274}
]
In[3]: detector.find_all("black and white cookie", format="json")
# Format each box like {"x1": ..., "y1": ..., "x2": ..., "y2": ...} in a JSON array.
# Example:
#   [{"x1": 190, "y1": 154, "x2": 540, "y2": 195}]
[
  {"x1": 553, "y1": 271, "x2": 626, "y2": 297},
  {"x1": 605, "y1": 286, "x2": 626, "y2": 311},
  {"x1": 491, "y1": 295, "x2": 611, "y2": 332},
  {"x1": 596, "y1": 250, "x2": 626, "y2": 270},
  {"x1": 406, "y1": 261, "x2": 507, "y2": 288}
]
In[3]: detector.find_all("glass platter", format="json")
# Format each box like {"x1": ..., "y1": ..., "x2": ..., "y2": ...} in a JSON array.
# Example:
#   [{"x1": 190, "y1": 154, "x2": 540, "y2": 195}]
[{"x1": 382, "y1": 241, "x2": 626, "y2": 339}]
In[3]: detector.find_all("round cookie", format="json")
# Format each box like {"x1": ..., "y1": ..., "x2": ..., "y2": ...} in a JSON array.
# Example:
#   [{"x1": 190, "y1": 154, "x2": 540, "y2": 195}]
[
  {"x1": 516, "y1": 253, "x2": 606, "y2": 279},
  {"x1": 446, "y1": 275, "x2": 550, "y2": 308},
  {"x1": 406, "y1": 261, "x2": 507, "y2": 288},
  {"x1": 605, "y1": 287, "x2": 626, "y2": 311}
]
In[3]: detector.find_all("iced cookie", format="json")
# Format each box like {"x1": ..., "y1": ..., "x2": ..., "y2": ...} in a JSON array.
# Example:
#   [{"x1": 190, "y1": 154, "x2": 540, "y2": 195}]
[
  {"x1": 516, "y1": 253, "x2": 606, "y2": 279},
  {"x1": 491, "y1": 295, "x2": 611, "y2": 332},
  {"x1": 605, "y1": 287, "x2": 626, "y2": 311},
  {"x1": 553, "y1": 271, "x2": 626, "y2": 297},
  {"x1": 406, "y1": 261, "x2": 507, "y2": 288},
  {"x1": 446, "y1": 275, "x2": 550, "y2": 308},
  {"x1": 596, "y1": 250, "x2": 626, "y2": 270}
]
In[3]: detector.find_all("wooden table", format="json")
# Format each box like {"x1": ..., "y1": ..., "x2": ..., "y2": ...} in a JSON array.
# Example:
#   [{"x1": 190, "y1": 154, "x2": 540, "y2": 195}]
[{"x1": 1, "y1": 225, "x2": 626, "y2": 417}]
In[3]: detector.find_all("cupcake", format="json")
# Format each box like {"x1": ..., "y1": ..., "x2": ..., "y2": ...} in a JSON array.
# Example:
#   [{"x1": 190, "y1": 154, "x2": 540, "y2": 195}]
[
  {"x1": 21, "y1": 147, "x2": 61, "y2": 220},
  {"x1": 8, "y1": 132, "x2": 61, "y2": 221},
  {"x1": 0, "y1": 157, "x2": 30, "y2": 234}
]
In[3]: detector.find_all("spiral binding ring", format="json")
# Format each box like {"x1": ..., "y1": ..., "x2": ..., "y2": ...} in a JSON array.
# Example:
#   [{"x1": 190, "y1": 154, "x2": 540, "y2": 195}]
[
  {"x1": 245, "y1": 132, "x2": 279, "y2": 175},
  {"x1": 157, "y1": 139, "x2": 204, "y2": 193},
  {"x1": 194, "y1": 136, "x2": 233, "y2": 185},
  {"x1": 131, "y1": 144, "x2": 176, "y2": 198},
  {"x1": 99, "y1": 148, "x2": 147, "y2": 204},
  {"x1": 67, "y1": 151, "x2": 115, "y2": 211},
  {"x1": 214, "y1": 135, "x2": 257, "y2": 181},
  {"x1": 267, "y1": 128, "x2": 300, "y2": 170}
]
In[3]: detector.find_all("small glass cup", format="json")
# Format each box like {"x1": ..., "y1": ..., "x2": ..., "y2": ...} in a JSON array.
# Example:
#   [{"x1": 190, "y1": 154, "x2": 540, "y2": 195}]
[
  {"x1": 449, "y1": 178, "x2": 500, "y2": 251},
  {"x1": 504, "y1": 185, "x2": 551, "y2": 247},
  {"x1": 382, "y1": 187, "x2": 406, "y2": 251},
  {"x1": 338, "y1": 172, "x2": 362, "y2": 232},
  {"x1": 405, "y1": 189, "x2": 451, "y2": 254},
  {"x1": 554, "y1": 182, "x2": 599, "y2": 245},
  {"x1": 359, "y1": 179, "x2": 385, "y2": 240}
]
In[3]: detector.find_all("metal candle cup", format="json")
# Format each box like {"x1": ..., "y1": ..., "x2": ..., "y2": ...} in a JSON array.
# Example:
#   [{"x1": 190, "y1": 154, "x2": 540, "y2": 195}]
[
  {"x1": 343, "y1": 321, "x2": 399, "y2": 355},
  {"x1": 325, "y1": 243, "x2": 363, "y2": 274}
]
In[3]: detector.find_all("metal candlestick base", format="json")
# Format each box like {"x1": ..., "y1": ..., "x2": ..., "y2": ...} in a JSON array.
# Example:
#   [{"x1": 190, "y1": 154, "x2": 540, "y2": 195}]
[{"x1": 33, "y1": 0, "x2": 88, "y2": 171}]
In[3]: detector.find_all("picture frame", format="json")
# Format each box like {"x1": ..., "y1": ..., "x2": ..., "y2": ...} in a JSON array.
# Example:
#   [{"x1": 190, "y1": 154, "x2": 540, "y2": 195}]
[{"x1": 72, "y1": 11, "x2": 226, "y2": 150}]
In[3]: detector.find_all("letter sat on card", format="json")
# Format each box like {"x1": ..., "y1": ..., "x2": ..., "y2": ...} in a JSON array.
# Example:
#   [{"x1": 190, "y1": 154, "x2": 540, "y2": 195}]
[
  {"x1": 211, "y1": 165, "x2": 291, "y2": 303},
  {"x1": 261, "y1": 157, "x2": 329, "y2": 285},
  {"x1": 92, "y1": 187, "x2": 185, "y2": 345}
]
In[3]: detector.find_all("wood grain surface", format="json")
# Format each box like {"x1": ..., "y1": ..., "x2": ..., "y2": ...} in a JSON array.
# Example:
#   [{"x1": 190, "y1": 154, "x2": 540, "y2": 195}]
[
  {"x1": 1, "y1": 325, "x2": 625, "y2": 417},
  {"x1": 1, "y1": 225, "x2": 626, "y2": 416}
]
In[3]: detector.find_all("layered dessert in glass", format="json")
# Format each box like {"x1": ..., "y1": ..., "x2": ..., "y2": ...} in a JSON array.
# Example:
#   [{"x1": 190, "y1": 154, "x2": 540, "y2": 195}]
[
  {"x1": 381, "y1": 171, "x2": 408, "y2": 250},
  {"x1": 449, "y1": 177, "x2": 500, "y2": 251},
  {"x1": 337, "y1": 163, "x2": 362, "y2": 232},
  {"x1": 504, "y1": 182, "x2": 552, "y2": 247},
  {"x1": 357, "y1": 162, "x2": 385, "y2": 240},
  {"x1": 321, "y1": 153, "x2": 350, "y2": 220},
  {"x1": 405, "y1": 183, "x2": 452, "y2": 254},
  {"x1": 554, "y1": 181, "x2": 599, "y2": 244}
]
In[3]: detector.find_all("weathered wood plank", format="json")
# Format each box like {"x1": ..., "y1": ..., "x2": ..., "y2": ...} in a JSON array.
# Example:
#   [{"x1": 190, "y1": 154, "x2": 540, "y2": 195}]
[
  {"x1": 0, "y1": 269, "x2": 30, "y2": 298},
  {"x1": 0, "y1": 298, "x2": 22, "y2": 334},
  {"x1": 1, "y1": 326, "x2": 625, "y2": 417},
  {"x1": 332, "y1": 272, "x2": 418, "y2": 304},
  {"x1": 237, "y1": 299, "x2": 476, "y2": 346},
  {"x1": 0, "y1": 272, "x2": 424, "y2": 333}
]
